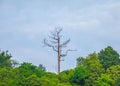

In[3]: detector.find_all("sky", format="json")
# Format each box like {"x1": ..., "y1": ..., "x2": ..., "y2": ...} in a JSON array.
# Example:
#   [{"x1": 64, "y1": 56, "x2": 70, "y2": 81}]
[{"x1": 0, "y1": 0, "x2": 120, "y2": 72}]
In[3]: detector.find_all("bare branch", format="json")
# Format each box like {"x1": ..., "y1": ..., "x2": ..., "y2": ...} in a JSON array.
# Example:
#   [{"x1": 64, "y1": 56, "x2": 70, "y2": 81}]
[
  {"x1": 60, "y1": 49, "x2": 76, "y2": 57},
  {"x1": 55, "y1": 28, "x2": 62, "y2": 37},
  {"x1": 44, "y1": 39, "x2": 52, "y2": 47},
  {"x1": 49, "y1": 35, "x2": 58, "y2": 40},
  {"x1": 50, "y1": 40, "x2": 58, "y2": 44},
  {"x1": 43, "y1": 27, "x2": 75, "y2": 73},
  {"x1": 57, "y1": 28, "x2": 62, "y2": 35},
  {"x1": 51, "y1": 32, "x2": 57, "y2": 37},
  {"x1": 60, "y1": 49, "x2": 71, "y2": 57},
  {"x1": 60, "y1": 45, "x2": 67, "y2": 48},
  {"x1": 55, "y1": 27, "x2": 62, "y2": 33},
  {"x1": 52, "y1": 47, "x2": 58, "y2": 52},
  {"x1": 44, "y1": 39, "x2": 58, "y2": 52},
  {"x1": 61, "y1": 39, "x2": 70, "y2": 47}
]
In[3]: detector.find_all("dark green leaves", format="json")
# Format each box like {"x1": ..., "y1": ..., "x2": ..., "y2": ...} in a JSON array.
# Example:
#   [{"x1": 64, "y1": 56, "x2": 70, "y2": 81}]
[
  {"x1": 98, "y1": 46, "x2": 120, "y2": 70},
  {"x1": 72, "y1": 66, "x2": 88, "y2": 85},
  {"x1": 0, "y1": 50, "x2": 12, "y2": 68}
]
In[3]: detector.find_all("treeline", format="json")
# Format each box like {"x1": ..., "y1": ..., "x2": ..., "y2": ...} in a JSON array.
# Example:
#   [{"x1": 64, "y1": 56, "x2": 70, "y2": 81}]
[{"x1": 0, "y1": 46, "x2": 120, "y2": 86}]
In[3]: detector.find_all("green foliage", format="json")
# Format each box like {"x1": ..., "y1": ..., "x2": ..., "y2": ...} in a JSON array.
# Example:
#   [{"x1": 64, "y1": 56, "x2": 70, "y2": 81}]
[
  {"x1": 77, "y1": 57, "x2": 85, "y2": 66},
  {"x1": 84, "y1": 53, "x2": 105, "y2": 86},
  {"x1": 77, "y1": 53, "x2": 105, "y2": 86},
  {"x1": 84, "y1": 52, "x2": 104, "y2": 74},
  {"x1": 98, "y1": 46, "x2": 120, "y2": 70},
  {"x1": 94, "y1": 74, "x2": 114, "y2": 86},
  {"x1": 0, "y1": 68, "x2": 16, "y2": 86},
  {"x1": 72, "y1": 65, "x2": 88, "y2": 85},
  {"x1": 115, "y1": 77, "x2": 120, "y2": 86},
  {"x1": 106, "y1": 65, "x2": 120, "y2": 85},
  {"x1": 38, "y1": 64, "x2": 46, "y2": 71},
  {"x1": 39, "y1": 76, "x2": 59, "y2": 86},
  {"x1": 59, "y1": 69, "x2": 74, "y2": 83},
  {"x1": 19, "y1": 74, "x2": 41, "y2": 86},
  {"x1": 11, "y1": 60, "x2": 19, "y2": 68},
  {"x1": 57, "y1": 82, "x2": 72, "y2": 86},
  {"x1": 17, "y1": 62, "x2": 45, "y2": 78},
  {"x1": 0, "y1": 50, "x2": 12, "y2": 68},
  {"x1": 0, "y1": 46, "x2": 120, "y2": 86}
]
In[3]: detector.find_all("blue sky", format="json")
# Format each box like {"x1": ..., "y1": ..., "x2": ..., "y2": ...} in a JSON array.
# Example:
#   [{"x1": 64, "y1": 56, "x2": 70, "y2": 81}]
[{"x1": 0, "y1": 0, "x2": 120, "y2": 72}]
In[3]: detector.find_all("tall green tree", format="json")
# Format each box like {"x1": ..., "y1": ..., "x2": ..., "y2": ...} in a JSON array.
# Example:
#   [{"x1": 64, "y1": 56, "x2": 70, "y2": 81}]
[
  {"x1": 98, "y1": 46, "x2": 120, "y2": 70},
  {"x1": 84, "y1": 53, "x2": 104, "y2": 86},
  {"x1": 0, "y1": 50, "x2": 12, "y2": 68}
]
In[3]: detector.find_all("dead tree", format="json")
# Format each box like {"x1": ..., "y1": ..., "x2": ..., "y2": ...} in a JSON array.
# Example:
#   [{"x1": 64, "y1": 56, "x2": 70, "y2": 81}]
[{"x1": 44, "y1": 28, "x2": 72, "y2": 74}]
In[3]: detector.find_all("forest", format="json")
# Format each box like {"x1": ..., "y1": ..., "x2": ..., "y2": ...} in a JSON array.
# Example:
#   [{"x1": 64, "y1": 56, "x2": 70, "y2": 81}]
[{"x1": 0, "y1": 46, "x2": 120, "y2": 86}]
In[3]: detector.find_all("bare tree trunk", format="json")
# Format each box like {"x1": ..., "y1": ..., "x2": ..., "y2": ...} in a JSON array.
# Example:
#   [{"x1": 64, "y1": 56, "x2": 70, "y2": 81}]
[
  {"x1": 58, "y1": 54, "x2": 60, "y2": 73},
  {"x1": 58, "y1": 37, "x2": 60, "y2": 73},
  {"x1": 44, "y1": 28, "x2": 73, "y2": 74}
]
